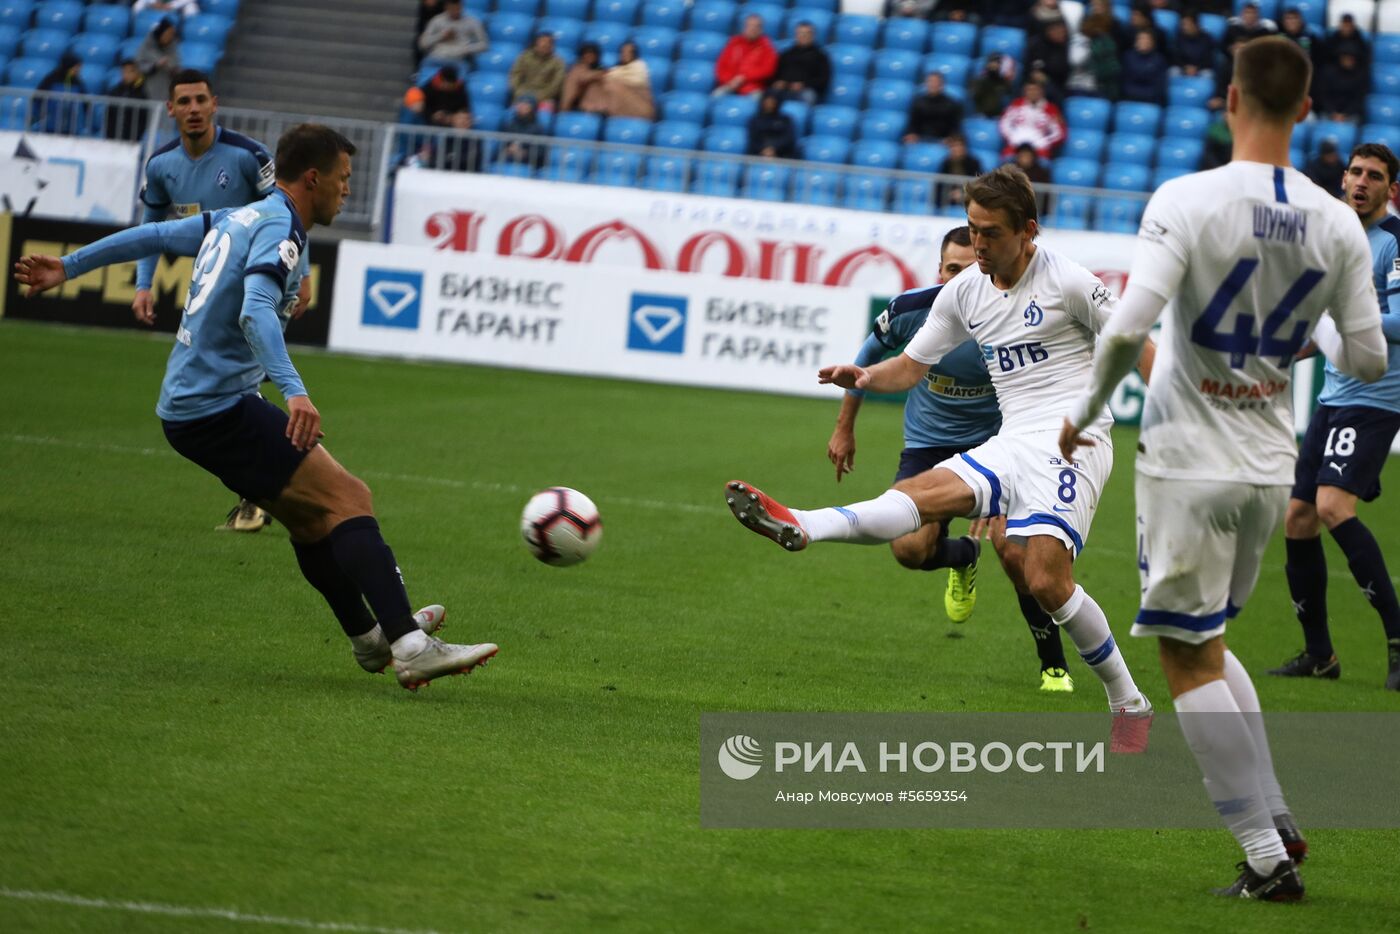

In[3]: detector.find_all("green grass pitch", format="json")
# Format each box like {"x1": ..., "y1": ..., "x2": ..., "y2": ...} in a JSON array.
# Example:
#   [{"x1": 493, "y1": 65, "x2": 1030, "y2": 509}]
[{"x1": 2, "y1": 320, "x2": 1398, "y2": 933}]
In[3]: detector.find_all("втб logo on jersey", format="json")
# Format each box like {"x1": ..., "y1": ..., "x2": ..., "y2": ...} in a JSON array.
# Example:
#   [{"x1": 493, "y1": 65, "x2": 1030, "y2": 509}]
[{"x1": 1023, "y1": 299, "x2": 1044, "y2": 327}]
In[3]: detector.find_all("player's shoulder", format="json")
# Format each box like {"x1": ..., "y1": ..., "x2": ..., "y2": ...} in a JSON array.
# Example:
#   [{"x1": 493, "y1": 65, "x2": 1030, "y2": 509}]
[
  {"x1": 214, "y1": 127, "x2": 272, "y2": 161},
  {"x1": 887, "y1": 283, "x2": 943, "y2": 315},
  {"x1": 1149, "y1": 165, "x2": 1236, "y2": 215},
  {"x1": 1376, "y1": 215, "x2": 1400, "y2": 255},
  {"x1": 144, "y1": 137, "x2": 182, "y2": 171}
]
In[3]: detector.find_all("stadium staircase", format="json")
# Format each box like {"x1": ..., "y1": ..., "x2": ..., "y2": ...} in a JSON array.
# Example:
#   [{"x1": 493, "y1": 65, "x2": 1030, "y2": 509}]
[{"x1": 217, "y1": 0, "x2": 415, "y2": 121}]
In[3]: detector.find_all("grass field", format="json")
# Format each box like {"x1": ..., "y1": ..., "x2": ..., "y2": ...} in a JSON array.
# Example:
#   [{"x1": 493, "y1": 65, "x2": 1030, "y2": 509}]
[{"x1": 2, "y1": 320, "x2": 1398, "y2": 934}]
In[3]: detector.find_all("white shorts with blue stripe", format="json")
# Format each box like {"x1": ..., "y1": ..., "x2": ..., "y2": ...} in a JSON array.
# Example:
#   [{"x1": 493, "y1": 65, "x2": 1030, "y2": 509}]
[
  {"x1": 935, "y1": 427, "x2": 1113, "y2": 559},
  {"x1": 1130, "y1": 473, "x2": 1289, "y2": 645}
]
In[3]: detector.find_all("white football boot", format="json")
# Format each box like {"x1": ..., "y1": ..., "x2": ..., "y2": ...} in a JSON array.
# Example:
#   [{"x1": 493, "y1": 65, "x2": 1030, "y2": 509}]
[{"x1": 351, "y1": 605, "x2": 446, "y2": 674}]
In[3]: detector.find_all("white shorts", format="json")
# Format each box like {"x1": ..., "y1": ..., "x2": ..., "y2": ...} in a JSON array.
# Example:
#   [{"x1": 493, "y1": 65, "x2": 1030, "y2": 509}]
[
  {"x1": 1130, "y1": 474, "x2": 1288, "y2": 645},
  {"x1": 936, "y1": 428, "x2": 1112, "y2": 559}
]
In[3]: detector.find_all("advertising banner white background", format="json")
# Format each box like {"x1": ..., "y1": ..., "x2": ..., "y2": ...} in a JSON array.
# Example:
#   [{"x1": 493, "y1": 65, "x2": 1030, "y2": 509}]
[{"x1": 0, "y1": 132, "x2": 141, "y2": 223}]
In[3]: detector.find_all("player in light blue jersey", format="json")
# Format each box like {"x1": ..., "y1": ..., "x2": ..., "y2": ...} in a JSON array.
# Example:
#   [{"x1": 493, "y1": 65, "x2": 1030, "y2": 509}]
[
  {"x1": 1274, "y1": 142, "x2": 1400, "y2": 690},
  {"x1": 14, "y1": 124, "x2": 498, "y2": 691},
  {"x1": 828, "y1": 226, "x2": 1073, "y2": 692},
  {"x1": 134, "y1": 69, "x2": 310, "y2": 531}
]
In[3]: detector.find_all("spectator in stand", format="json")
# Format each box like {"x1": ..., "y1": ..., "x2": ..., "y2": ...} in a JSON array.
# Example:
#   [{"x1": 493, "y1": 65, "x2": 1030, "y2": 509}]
[
  {"x1": 1277, "y1": 7, "x2": 1322, "y2": 67},
  {"x1": 135, "y1": 16, "x2": 181, "y2": 103},
  {"x1": 903, "y1": 71, "x2": 962, "y2": 143},
  {"x1": 970, "y1": 53, "x2": 1013, "y2": 118},
  {"x1": 133, "y1": 0, "x2": 200, "y2": 17},
  {"x1": 934, "y1": 0, "x2": 978, "y2": 23},
  {"x1": 1314, "y1": 52, "x2": 1369, "y2": 122},
  {"x1": 937, "y1": 133, "x2": 983, "y2": 207},
  {"x1": 1224, "y1": 3, "x2": 1277, "y2": 59},
  {"x1": 1121, "y1": 30, "x2": 1168, "y2": 105},
  {"x1": 1202, "y1": 114, "x2": 1231, "y2": 168},
  {"x1": 1025, "y1": 18, "x2": 1071, "y2": 95},
  {"x1": 500, "y1": 95, "x2": 548, "y2": 171},
  {"x1": 1014, "y1": 142, "x2": 1052, "y2": 215},
  {"x1": 714, "y1": 14, "x2": 778, "y2": 97},
  {"x1": 1119, "y1": 5, "x2": 1168, "y2": 54},
  {"x1": 566, "y1": 40, "x2": 655, "y2": 119},
  {"x1": 104, "y1": 58, "x2": 150, "y2": 141},
  {"x1": 510, "y1": 32, "x2": 566, "y2": 109},
  {"x1": 1326, "y1": 14, "x2": 1371, "y2": 72},
  {"x1": 33, "y1": 52, "x2": 86, "y2": 134},
  {"x1": 561, "y1": 43, "x2": 604, "y2": 112},
  {"x1": 745, "y1": 91, "x2": 797, "y2": 158},
  {"x1": 418, "y1": 63, "x2": 472, "y2": 130},
  {"x1": 1028, "y1": 0, "x2": 1065, "y2": 31},
  {"x1": 1072, "y1": 12, "x2": 1120, "y2": 98},
  {"x1": 418, "y1": 0, "x2": 488, "y2": 68},
  {"x1": 997, "y1": 77, "x2": 1065, "y2": 158},
  {"x1": 1304, "y1": 140, "x2": 1345, "y2": 196},
  {"x1": 770, "y1": 21, "x2": 831, "y2": 105},
  {"x1": 1172, "y1": 12, "x2": 1217, "y2": 76},
  {"x1": 886, "y1": 0, "x2": 938, "y2": 17}
]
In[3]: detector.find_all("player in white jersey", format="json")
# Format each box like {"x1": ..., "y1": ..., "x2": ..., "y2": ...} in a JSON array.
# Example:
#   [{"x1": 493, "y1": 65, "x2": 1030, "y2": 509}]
[
  {"x1": 725, "y1": 166, "x2": 1155, "y2": 741},
  {"x1": 1060, "y1": 37, "x2": 1388, "y2": 900}
]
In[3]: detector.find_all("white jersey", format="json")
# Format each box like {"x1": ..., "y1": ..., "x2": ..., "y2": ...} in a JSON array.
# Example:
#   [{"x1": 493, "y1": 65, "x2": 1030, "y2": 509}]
[
  {"x1": 1128, "y1": 162, "x2": 1379, "y2": 486},
  {"x1": 906, "y1": 244, "x2": 1117, "y2": 435}
]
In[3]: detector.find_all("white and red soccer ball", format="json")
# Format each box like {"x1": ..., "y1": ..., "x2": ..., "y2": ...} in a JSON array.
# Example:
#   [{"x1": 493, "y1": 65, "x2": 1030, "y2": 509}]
[{"x1": 520, "y1": 487, "x2": 602, "y2": 566}]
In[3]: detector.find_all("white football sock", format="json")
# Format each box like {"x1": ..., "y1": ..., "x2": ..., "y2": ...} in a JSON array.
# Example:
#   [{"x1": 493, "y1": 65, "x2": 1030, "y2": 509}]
[
  {"x1": 791, "y1": 490, "x2": 921, "y2": 544},
  {"x1": 1174, "y1": 679, "x2": 1288, "y2": 875},
  {"x1": 391, "y1": 629, "x2": 429, "y2": 659},
  {"x1": 350, "y1": 625, "x2": 386, "y2": 653},
  {"x1": 1050, "y1": 585, "x2": 1140, "y2": 710},
  {"x1": 1222, "y1": 649, "x2": 1289, "y2": 817}
]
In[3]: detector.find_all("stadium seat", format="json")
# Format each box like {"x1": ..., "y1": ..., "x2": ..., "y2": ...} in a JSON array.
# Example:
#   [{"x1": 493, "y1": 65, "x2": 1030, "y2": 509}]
[
  {"x1": 893, "y1": 178, "x2": 934, "y2": 214},
  {"x1": 1152, "y1": 166, "x2": 1192, "y2": 187},
  {"x1": 660, "y1": 91, "x2": 707, "y2": 124},
  {"x1": 678, "y1": 30, "x2": 727, "y2": 62},
  {"x1": 690, "y1": 1, "x2": 736, "y2": 34},
  {"x1": 0, "y1": 90, "x2": 27, "y2": 128},
  {"x1": 1095, "y1": 197, "x2": 1144, "y2": 233},
  {"x1": 671, "y1": 59, "x2": 716, "y2": 94},
  {"x1": 1236, "y1": 0, "x2": 1279, "y2": 18},
  {"x1": 591, "y1": 151, "x2": 641, "y2": 185},
  {"x1": 68, "y1": 31, "x2": 118, "y2": 67},
  {"x1": 6, "y1": 56, "x2": 51, "y2": 87},
  {"x1": 632, "y1": 26, "x2": 677, "y2": 61},
  {"x1": 593, "y1": 0, "x2": 639, "y2": 24},
  {"x1": 738, "y1": 2, "x2": 784, "y2": 29},
  {"x1": 783, "y1": 9, "x2": 834, "y2": 42},
  {"x1": 534, "y1": 18, "x2": 581, "y2": 50},
  {"x1": 641, "y1": 0, "x2": 687, "y2": 29},
  {"x1": 1051, "y1": 158, "x2": 1100, "y2": 187},
  {"x1": 1312, "y1": 121, "x2": 1359, "y2": 157},
  {"x1": 708, "y1": 94, "x2": 757, "y2": 127},
  {"x1": 202, "y1": 0, "x2": 240, "y2": 15},
  {"x1": 1065, "y1": 96, "x2": 1111, "y2": 130},
  {"x1": 781, "y1": 99, "x2": 810, "y2": 133},
  {"x1": 811, "y1": 104, "x2": 858, "y2": 137},
  {"x1": 1044, "y1": 211, "x2": 1089, "y2": 230},
  {"x1": 180, "y1": 41, "x2": 221, "y2": 72},
  {"x1": 542, "y1": 146, "x2": 592, "y2": 182},
  {"x1": 118, "y1": 35, "x2": 142, "y2": 62},
  {"x1": 498, "y1": 0, "x2": 540, "y2": 14},
  {"x1": 604, "y1": 116, "x2": 652, "y2": 145},
  {"x1": 881, "y1": 17, "x2": 928, "y2": 52},
  {"x1": 1113, "y1": 101, "x2": 1161, "y2": 135},
  {"x1": 0, "y1": 1, "x2": 34, "y2": 31},
  {"x1": 790, "y1": 167, "x2": 840, "y2": 206},
  {"x1": 1157, "y1": 137, "x2": 1203, "y2": 170},
  {"x1": 851, "y1": 139, "x2": 897, "y2": 169},
  {"x1": 646, "y1": 59, "x2": 670, "y2": 96},
  {"x1": 554, "y1": 111, "x2": 603, "y2": 140},
  {"x1": 544, "y1": 0, "x2": 588, "y2": 18},
  {"x1": 961, "y1": 117, "x2": 999, "y2": 151},
  {"x1": 1106, "y1": 133, "x2": 1154, "y2": 165},
  {"x1": 1375, "y1": 33, "x2": 1400, "y2": 64},
  {"x1": 858, "y1": 109, "x2": 903, "y2": 142},
  {"x1": 21, "y1": 29, "x2": 70, "y2": 62},
  {"x1": 1151, "y1": 8, "x2": 1180, "y2": 38},
  {"x1": 652, "y1": 119, "x2": 703, "y2": 149},
  {"x1": 864, "y1": 77, "x2": 914, "y2": 112},
  {"x1": 702, "y1": 125, "x2": 746, "y2": 154},
  {"x1": 900, "y1": 142, "x2": 948, "y2": 172},
  {"x1": 1168, "y1": 74, "x2": 1215, "y2": 107},
  {"x1": 826, "y1": 74, "x2": 864, "y2": 107},
  {"x1": 1047, "y1": 192, "x2": 1093, "y2": 227},
  {"x1": 581, "y1": 22, "x2": 626, "y2": 55},
  {"x1": 1368, "y1": 93, "x2": 1400, "y2": 124},
  {"x1": 930, "y1": 21, "x2": 977, "y2": 56},
  {"x1": 476, "y1": 43, "x2": 523, "y2": 74},
  {"x1": 33, "y1": 1, "x2": 81, "y2": 33},
  {"x1": 1374, "y1": 62, "x2": 1400, "y2": 96},
  {"x1": 827, "y1": 43, "x2": 872, "y2": 77},
  {"x1": 802, "y1": 134, "x2": 849, "y2": 163},
  {"x1": 1101, "y1": 163, "x2": 1151, "y2": 191},
  {"x1": 1163, "y1": 105, "x2": 1210, "y2": 137},
  {"x1": 1064, "y1": 129, "x2": 1105, "y2": 162},
  {"x1": 471, "y1": 102, "x2": 504, "y2": 131},
  {"x1": 922, "y1": 52, "x2": 971, "y2": 84},
  {"x1": 466, "y1": 73, "x2": 508, "y2": 109},
  {"x1": 1198, "y1": 11, "x2": 1227, "y2": 41},
  {"x1": 973, "y1": 147, "x2": 1002, "y2": 170},
  {"x1": 1361, "y1": 123, "x2": 1400, "y2": 151},
  {"x1": 183, "y1": 13, "x2": 232, "y2": 45},
  {"x1": 843, "y1": 174, "x2": 890, "y2": 211},
  {"x1": 82, "y1": 5, "x2": 129, "y2": 38},
  {"x1": 1292, "y1": 0, "x2": 1324, "y2": 28},
  {"x1": 642, "y1": 154, "x2": 691, "y2": 191},
  {"x1": 979, "y1": 26, "x2": 1026, "y2": 61},
  {"x1": 873, "y1": 48, "x2": 919, "y2": 81},
  {"x1": 131, "y1": 10, "x2": 170, "y2": 39},
  {"x1": 741, "y1": 163, "x2": 791, "y2": 202},
  {"x1": 833, "y1": 13, "x2": 879, "y2": 46},
  {"x1": 692, "y1": 157, "x2": 741, "y2": 196},
  {"x1": 488, "y1": 13, "x2": 533, "y2": 46},
  {"x1": 0, "y1": 24, "x2": 16, "y2": 57}
]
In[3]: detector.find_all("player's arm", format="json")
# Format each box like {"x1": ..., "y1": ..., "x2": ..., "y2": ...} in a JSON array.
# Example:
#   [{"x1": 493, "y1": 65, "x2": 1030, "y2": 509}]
[
  {"x1": 13, "y1": 213, "x2": 215, "y2": 299},
  {"x1": 1317, "y1": 220, "x2": 1390, "y2": 381},
  {"x1": 247, "y1": 146, "x2": 277, "y2": 198},
  {"x1": 827, "y1": 332, "x2": 888, "y2": 481},
  {"x1": 292, "y1": 251, "x2": 312, "y2": 320},
  {"x1": 134, "y1": 158, "x2": 171, "y2": 305},
  {"x1": 824, "y1": 281, "x2": 967, "y2": 393},
  {"x1": 240, "y1": 273, "x2": 317, "y2": 450}
]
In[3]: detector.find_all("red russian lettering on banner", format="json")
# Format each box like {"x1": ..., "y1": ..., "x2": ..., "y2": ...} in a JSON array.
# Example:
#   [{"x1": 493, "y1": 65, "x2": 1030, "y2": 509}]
[
  {"x1": 498, "y1": 214, "x2": 565, "y2": 259},
  {"x1": 756, "y1": 241, "x2": 823, "y2": 283},
  {"x1": 676, "y1": 231, "x2": 748, "y2": 277},
  {"x1": 564, "y1": 220, "x2": 668, "y2": 269},
  {"x1": 425, "y1": 211, "x2": 482, "y2": 252},
  {"x1": 822, "y1": 245, "x2": 919, "y2": 291}
]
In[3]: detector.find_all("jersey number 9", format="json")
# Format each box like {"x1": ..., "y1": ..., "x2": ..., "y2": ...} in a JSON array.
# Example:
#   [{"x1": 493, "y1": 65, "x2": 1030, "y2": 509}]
[{"x1": 184, "y1": 230, "x2": 233, "y2": 318}]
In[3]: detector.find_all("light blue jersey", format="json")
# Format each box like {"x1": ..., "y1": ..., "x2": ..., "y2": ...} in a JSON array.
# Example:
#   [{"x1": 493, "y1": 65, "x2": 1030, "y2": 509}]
[
  {"x1": 62, "y1": 191, "x2": 309, "y2": 422},
  {"x1": 851, "y1": 284, "x2": 1002, "y2": 448},
  {"x1": 1318, "y1": 214, "x2": 1400, "y2": 414},
  {"x1": 136, "y1": 126, "x2": 278, "y2": 291}
]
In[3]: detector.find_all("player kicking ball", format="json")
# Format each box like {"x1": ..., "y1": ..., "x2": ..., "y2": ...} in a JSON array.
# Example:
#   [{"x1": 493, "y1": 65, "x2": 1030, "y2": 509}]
[
  {"x1": 13, "y1": 124, "x2": 498, "y2": 691},
  {"x1": 727, "y1": 166, "x2": 1154, "y2": 739},
  {"x1": 1061, "y1": 37, "x2": 1388, "y2": 899}
]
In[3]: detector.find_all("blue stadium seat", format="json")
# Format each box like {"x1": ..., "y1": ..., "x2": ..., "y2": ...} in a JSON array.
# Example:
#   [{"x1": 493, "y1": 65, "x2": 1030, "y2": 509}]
[
  {"x1": 21, "y1": 28, "x2": 66, "y2": 59},
  {"x1": 632, "y1": 26, "x2": 677, "y2": 61},
  {"x1": 1064, "y1": 129, "x2": 1105, "y2": 162},
  {"x1": 605, "y1": 115, "x2": 652, "y2": 145},
  {"x1": 843, "y1": 174, "x2": 889, "y2": 211},
  {"x1": 873, "y1": 48, "x2": 919, "y2": 81},
  {"x1": 652, "y1": 119, "x2": 704, "y2": 149},
  {"x1": 647, "y1": 60, "x2": 670, "y2": 96},
  {"x1": 554, "y1": 111, "x2": 603, "y2": 140},
  {"x1": 534, "y1": 18, "x2": 581, "y2": 50},
  {"x1": 68, "y1": 32, "x2": 119, "y2": 67},
  {"x1": 593, "y1": 0, "x2": 639, "y2": 24},
  {"x1": 690, "y1": 1, "x2": 736, "y2": 34},
  {"x1": 1047, "y1": 192, "x2": 1092, "y2": 227},
  {"x1": 131, "y1": 10, "x2": 171, "y2": 39},
  {"x1": 826, "y1": 74, "x2": 864, "y2": 107},
  {"x1": 1151, "y1": 8, "x2": 1180, "y2": 39},
  {"x1": 1312, "y1": 121, "x2": 1358, "y2": 157},
  {"x1": 1095, "y1": 197, "x2": 1144, "y2": 233},
  {"x1": 0, "y1": 1, "x2": 35, "y2": 31},
  {"x1": 882, "y1": 17, "x2": 928, "y2": 52},
  {"x1": 1292, "y1": 119, "x2": 1314, "y2": 154},
  {"x1": 183, "y1": 13, "x2": 232, "y2": 45},
  {"x1": 642, "y1": 154, "x2": 691, "y2": 191},
  {"x1": 900, "y1": 142, "x2": 948, "y2": 172},
  {"x1": 592, "y1": 151, "x2": 641, "y2": 186},
  {"x1": 82, "y1": 5, "x2": 129, "y2": 38},
  {"x1": 1101, "y1": 163, "x2": 1151, "y2": 191},
  {"x1": 77, "y1": 60, "x2": 109, "y2": 95},
  {"x1": 118, "y1": 36, "x2": 143, "y2": 62},
  {"x1": 641, "y1": 0, "x2": 687, "y2": 29},
  {"x1": 692, "y1": 157, "x2": 741, "y2": 195},
  {"x1": 581, "y1": 21, "x2": 626, "y2": 54},
  {"x1": 979, "y1": 26, "x2": 1026, "y2": 61},
  {"x1": 0, "y1": 90, "x2": 28, "y2": 128},
  {"x1": 922, "y1": 52, "x2": 971, "y2": 84},
  {"x1": 1045, "y1": 212, "x2": 1089, "y2": 230},
  {"x1": 1361, "y1": 123, "x2": 1400, "y2": 151},
  {"x1": 738, "y1": 2, "x2": 784, "y2": 30},
  {"x1": 708, "y1": 94, "x2": 757, "y2": 127},
  {"x1": 1107, "y1": 133, "x2": 1154, "y2": 165},
  {"x1": 660, "y1": 91, "x2": 708, "y2": 124},
  {"x1": 202, "y1": 0, "x2": 240, "y2": 15},
  {"x1": 973, "y1": 147, "x2": 1002, "y2": 170},
  {"x1": 181, "y1": 41, "x2": 221, "y2": 72},
  {"x1": 961, "y1": 116, "x2": 999, "y2": 151},
  {"x1": 864, "y1": 77, "x2": 914, "y2": 112},
  {"x1": 1163, "y1": 105, "x2": 1210, "y2": 137},
  {"x1": 472, "y1": 102, "x2": 504, "y2": 131},
  {"x1": 488, "y1": 13, "x2": 534, "y2": 46},
  {"x1": 542, "y1": 145, "x2": 592, "y2": 183},
  {"x1": 1198, "y1": 12, "x2": 1227, "y2": 41},
  {"x1": 1065, "y1": 96, "x2": 1111, "y2": 130},
  {"x1": 851, "y1": 139, "x2": 897, "y2": 169},
  {"x1": 1366, "y1": 94, "x2": 1400, "y2": 123},
  {"x1": 1375, "y1": 34, "x2": 1400, "y2": 65},
  {"x1": 1374, "y1": 62, "x2": 1400, "y2": 96},
  {"x1": 930, "y1": 21, "x2": 977, "y2": 56},
  {"x1": 1051, "y1": 158, "x2": 1100, "y2": 187},
  {"x1": 1168, "y1": 74, "x2": 1214, "y2": 107},
  {"x1": 833, "y1": 13, "x2": 879, "y2": 46},
  {"x1": 6, "y1": 56, "x2": 50, "y2": 87},
  {"x1": 783, "y1": 8, "x2": 834, "y2": 43},
  {"x1": 811, "y1": 103, "x2": 858, "y2": 136},
  {"x1": 671, "y1": 59, "x2": 716, "y2": 94},
  {"x1": 797, "y1": 0, "x2": 839, "y2": 10},
  {"x1": 1157, "y1": 137, "x2": 1203, "y2": 170},
  {"x1": 1113, "y1": 101, "x2": 1161, "y2": 135},
  {"x1": 1236, "y1": 0, "x2": 1278, "y2": 18},
  {"x1": 0, "y1": 24, "x2": 16, "y2": 56},
  {"x1": 497, "y1": 0, "x2": 540, "y2": 13},
  {"x1": 34, "y1": 1, "x2": 81, "y2": 33},
  {"x1": 858, "y1": 109, "x2": 903, "y2": 142},
  {"x1": 678, "y1": 30, "x2": 727, "y2": 62},
  {"x1": 803, "y1": 134, "x2": 849, "y2": 163},
  {"x1": 473, "y1": 43, "x2": 520, "y2": 74},
  {"x1": 702, "y1": 125, "x2": 746, "y2": 154},
  {"x1": 467, "y1": 72, "x2": 508, "y2": 107},
  {"x1": 893, "y1": 178, "x2": 934, "y2": 214},
  {"x1": 741, "y1": 163, "x2": 791, "y2": 202},
  {"x1": 545, "y1": 0, "x2": 589, "y2": 18},
  {"x1": 1152, "y1": 166, "x2": 1192, "y2": 187},
  {"x1": 1290, "y1": 0, "x2": 1322, "y2": 28},
  {"x1": 791, "y1": 167, "x2": 840, "y2": 206},
  {"x1": 827, "y1": 43, "x2": 872, "y2": 77}
]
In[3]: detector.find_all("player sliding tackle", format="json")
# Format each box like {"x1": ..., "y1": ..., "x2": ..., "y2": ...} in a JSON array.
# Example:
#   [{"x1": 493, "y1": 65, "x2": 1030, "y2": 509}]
[
  {"x1": 1059, "y1": 37, "x2": 1387, "y2": 899},
  {"x1": 727, "y1": 166, "x2": 1155, "y2": 739},
  {"x1": 13, "y1": 124, "x2": 498, "y2": 691}
]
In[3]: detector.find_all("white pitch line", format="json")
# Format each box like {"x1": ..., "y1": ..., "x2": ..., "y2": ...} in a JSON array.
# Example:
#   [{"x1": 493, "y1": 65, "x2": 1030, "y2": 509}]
[{"x1": 0, "y1": 888, "x2": 449, "y2": 934}]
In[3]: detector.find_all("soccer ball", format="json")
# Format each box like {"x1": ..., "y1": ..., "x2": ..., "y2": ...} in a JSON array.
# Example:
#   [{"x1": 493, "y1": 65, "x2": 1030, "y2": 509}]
[{"x1": 520, "y1": 487, "x2": 603, "y2": 566}]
